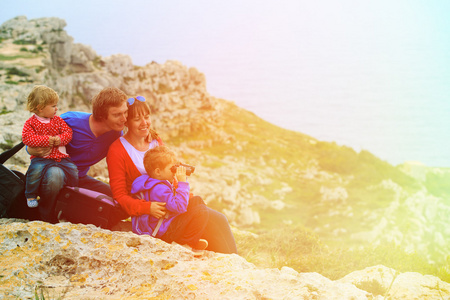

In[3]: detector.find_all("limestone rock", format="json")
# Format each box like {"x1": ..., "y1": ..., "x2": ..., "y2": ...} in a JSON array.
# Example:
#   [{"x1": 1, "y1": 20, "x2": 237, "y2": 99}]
[
  {"x1": 70, "y1": 43, "x2": 97, "y2": 72},
  {"x1": 339, "y1": 265, "x2": 450, "y2": 299},
  {"x1": 1, "y1": 220, "x2": 375, "y2": 299},
  {"x1": 103, "y1": 54, "x2": 134, "y2": 78}
]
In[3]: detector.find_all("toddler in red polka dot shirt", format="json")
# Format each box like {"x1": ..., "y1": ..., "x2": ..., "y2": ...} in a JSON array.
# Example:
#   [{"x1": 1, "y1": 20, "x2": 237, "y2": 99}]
[{"x1": 21, "y1": 86, "x2": 78, "y2": 208}]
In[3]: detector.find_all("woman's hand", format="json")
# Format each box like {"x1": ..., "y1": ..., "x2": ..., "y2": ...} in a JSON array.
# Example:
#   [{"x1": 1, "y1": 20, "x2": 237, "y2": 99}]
[{"x1": 150, "y1": 202, "x2": 167, "y2": 219}]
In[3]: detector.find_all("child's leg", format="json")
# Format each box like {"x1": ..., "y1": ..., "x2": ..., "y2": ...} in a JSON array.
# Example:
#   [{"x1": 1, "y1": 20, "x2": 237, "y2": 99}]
[
  {"x1": 58, "y1": 158, "x2": 79, "y2": 187},
  {"x1": 25, "y1": 158, "x2": 48, "y2": 207},
  {"x1": 162, "y1": 196, "x2": 210, "y2": 249}
]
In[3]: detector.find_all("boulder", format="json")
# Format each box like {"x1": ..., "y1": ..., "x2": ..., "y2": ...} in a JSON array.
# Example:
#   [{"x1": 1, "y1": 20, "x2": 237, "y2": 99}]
[{"x1": 339, "y1": 265, "x2": 450, "y2": 299}]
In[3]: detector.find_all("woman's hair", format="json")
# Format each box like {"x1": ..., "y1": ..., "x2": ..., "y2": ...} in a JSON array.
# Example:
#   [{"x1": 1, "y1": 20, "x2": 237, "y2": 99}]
[
  {"x1": 143, "y1": 146, "x2": 176, "y2": 176},
  {"x1": 127, "y1": 95, "x2": 160, "y2": 142},
  {"x1": 91, "y1": 87, "x2": 127, "y2": 121},
  {"x1": 26, "y1": 85, "x2": 59, "y2": 113}
]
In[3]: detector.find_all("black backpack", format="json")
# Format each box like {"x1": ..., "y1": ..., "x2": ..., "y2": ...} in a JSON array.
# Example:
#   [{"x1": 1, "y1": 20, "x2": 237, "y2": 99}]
[
  {"x1": 0, "y1": 142, "x2": 40, "y2": 220},
  {"x1": 1, "y1": 142, "x2": 129, "y2": 228}
]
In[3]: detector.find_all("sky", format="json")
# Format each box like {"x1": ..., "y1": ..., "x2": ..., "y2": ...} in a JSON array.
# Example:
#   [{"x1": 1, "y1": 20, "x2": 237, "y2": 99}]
[{"x1": 1, "y1": 0, "x2": 450, "y2": 167}]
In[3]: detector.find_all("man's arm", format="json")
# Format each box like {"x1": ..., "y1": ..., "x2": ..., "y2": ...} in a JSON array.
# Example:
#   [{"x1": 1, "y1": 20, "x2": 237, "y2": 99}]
[{"x1": 26, "y1": 146, "x2": 52, "y2": 157}]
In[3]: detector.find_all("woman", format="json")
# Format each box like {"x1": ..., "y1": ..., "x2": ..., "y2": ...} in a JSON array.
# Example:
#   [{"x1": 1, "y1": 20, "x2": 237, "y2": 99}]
[{"x1": 106, "y1": 95, "x2": 237, "y2": 254}]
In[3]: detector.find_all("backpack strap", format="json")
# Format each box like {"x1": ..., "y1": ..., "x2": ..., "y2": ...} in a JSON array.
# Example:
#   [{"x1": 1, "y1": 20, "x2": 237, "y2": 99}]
[
  {"x1": 0, "y1": 142, "x2": 25, "y2": 165},
  {"x1": 134, "y1": 182, "x2": 168, "y2": 237}
]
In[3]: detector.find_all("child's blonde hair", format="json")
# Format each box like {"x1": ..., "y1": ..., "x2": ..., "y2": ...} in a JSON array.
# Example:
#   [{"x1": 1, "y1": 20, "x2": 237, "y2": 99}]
[
  {"x1": 143, "y1": 146, "x2": 176, "y2": 176},
  {"x1": 26, "y1": 85, "x2": 59, "y2": 113}
]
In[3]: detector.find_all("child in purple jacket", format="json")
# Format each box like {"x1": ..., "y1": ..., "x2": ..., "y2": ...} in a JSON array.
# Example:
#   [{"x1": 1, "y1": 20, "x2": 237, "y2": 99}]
[{"x1": 131, "y1": 145, "x2": 209, "y2": 254}]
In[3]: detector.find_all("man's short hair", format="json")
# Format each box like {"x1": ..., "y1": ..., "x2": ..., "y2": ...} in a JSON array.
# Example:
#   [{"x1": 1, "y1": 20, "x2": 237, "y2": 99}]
[
  {"x1": 143, "y1": 146, "x2": 176, "y2": 176},
  {"x1": 92, "y1": 87, "x2": 127, "y2": 121},
  {"x1": 26, "y1": 85, "x2": 59, "y2": 113}
]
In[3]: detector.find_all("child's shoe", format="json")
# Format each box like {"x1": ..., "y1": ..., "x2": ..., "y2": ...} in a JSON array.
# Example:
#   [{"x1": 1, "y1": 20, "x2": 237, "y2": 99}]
[
  {"x1": 27, "y1": 198, "x2": 38, "y2": 208},
  {"x1": 194, "y1": 239, "x2": 208, "y2": 251}
]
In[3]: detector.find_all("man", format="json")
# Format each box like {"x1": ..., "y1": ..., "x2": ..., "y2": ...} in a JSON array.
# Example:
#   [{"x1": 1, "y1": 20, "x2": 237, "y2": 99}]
[{"x1": 28, "y1": 87, "x2": 129, "y2": 223}]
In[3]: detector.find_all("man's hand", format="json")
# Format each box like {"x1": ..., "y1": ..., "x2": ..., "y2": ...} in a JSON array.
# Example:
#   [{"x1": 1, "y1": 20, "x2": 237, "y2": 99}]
[
  {"x1": 27, "y1": 146, "x2": 52, "y2": 157},
  {"x1": 150, "y1": 202, "x2": 167, "y2": 219}
]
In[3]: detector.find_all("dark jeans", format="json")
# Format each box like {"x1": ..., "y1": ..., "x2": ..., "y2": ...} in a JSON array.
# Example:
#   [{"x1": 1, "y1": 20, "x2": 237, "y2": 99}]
[
  {"x1": 162, "y1": 196, "x2": 209, "y2": 248},
  {"x1": 26, "y1": 157, "x2": 78, "y2": 199},
  {"x1": 38, "y1": 172, "x2": 112, "y2": 223},
  {"x1": 162, "y1": 196, "x2": 238, "y2": 254},
  {"x1": 202, "y1": 207, "x2": 238, "y2": 254}
]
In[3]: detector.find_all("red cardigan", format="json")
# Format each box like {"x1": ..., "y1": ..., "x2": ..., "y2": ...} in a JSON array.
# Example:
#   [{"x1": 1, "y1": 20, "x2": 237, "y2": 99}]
[{"x1": 106, "y1": 137, "x2": 162, "y2": 216}]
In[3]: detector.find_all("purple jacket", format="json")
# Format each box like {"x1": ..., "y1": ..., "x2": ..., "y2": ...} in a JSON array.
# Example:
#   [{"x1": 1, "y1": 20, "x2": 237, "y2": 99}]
[{"x1": 130, "y1": 175, "x2": 190, "y2": 237}]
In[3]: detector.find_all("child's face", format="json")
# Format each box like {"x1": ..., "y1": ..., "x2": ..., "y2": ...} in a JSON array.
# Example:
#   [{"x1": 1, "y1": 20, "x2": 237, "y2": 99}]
[
  {"x1": 37, "y1": 101, "x2": 58, "y2": 118},
  {"x1": 158, "y1": 158, "x2": 177, "y2": 182}
]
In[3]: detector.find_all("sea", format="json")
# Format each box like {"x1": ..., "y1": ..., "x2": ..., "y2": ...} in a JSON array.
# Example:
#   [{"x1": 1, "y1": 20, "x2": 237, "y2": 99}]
[{"x1": 2, "y1": 0, "x2": 450, "y2": 167}]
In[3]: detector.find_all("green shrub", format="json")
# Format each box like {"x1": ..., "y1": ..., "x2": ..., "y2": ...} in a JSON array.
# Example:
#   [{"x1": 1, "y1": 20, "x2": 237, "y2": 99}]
[
  {"x1": 13, "y1": 39, "x2": 36, "y2": 45},
  {"x1": 6, "y1": 67, "x2": 29, "y2": 77},
  {"x1": 35, "y1": 66, "x2": 46, "y2": 73}
]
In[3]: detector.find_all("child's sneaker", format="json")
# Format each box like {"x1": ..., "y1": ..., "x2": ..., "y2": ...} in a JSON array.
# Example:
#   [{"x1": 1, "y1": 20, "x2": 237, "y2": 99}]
[
  {"x1": 194, "y1": 239, "x2": 208, "y2": 251},
  {"x1": 179, "y1": 241, "x2": 207, "y2": 257},
  {"x1": 27, "y1": 198, "x2": 38, "y2": 208}
]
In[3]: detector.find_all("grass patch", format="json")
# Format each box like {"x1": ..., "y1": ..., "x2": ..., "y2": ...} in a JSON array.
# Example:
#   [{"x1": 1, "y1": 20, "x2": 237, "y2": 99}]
[
  {"x1": 235, "y1": 225, "x2": 449, "y2": 283},
  {"x1": 0, "y1": 54, "x2": 33, "y2": 61},
  {"x1": 0, "y1": 108, "x2": 12, "y2": 115},
  {"x1": 5, "y1": 80, "x2": 18, "y2": 85}
]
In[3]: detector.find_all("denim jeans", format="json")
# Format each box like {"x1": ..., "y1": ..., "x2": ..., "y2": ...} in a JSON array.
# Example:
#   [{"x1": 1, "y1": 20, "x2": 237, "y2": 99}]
[
  {"x1": 162, "y1": 196, "x2": 210, "y2": 248},
  {"x1": 26, "y1": 157, "x2": 78, "y2": 200},
  {"x1": 162, "y1": 196, "x2": 238, "y2": 254},
  {"x1": 202, "y1": 207, "x2": 238, "y2": 254}
]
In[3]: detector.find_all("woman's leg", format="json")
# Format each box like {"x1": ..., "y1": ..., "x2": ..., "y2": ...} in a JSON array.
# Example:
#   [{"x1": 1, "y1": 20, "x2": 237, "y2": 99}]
[{"x1": 202, "y1": 207, "x2": 238, "y2": 254}]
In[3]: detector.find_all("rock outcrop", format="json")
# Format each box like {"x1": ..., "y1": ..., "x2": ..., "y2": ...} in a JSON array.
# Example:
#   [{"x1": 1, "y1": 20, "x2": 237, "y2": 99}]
[
  {"x1": 0, "y1": 16, "x2": 256, "y2": 226},
  {"x1": 1, "y1": 16, "x2": 450, "y2": 297},
  {"x1": 2, "y1": 220, "x2": 449, "y2": 299}
]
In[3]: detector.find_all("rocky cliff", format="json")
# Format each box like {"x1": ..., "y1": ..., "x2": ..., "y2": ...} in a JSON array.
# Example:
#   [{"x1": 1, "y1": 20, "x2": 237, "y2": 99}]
[
  {"x1": 1, "y1": 16, "x2": 450, "y2": 299},
  {"x1": 1, "y1": 219, "x2": 449, "y2": 299}
]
